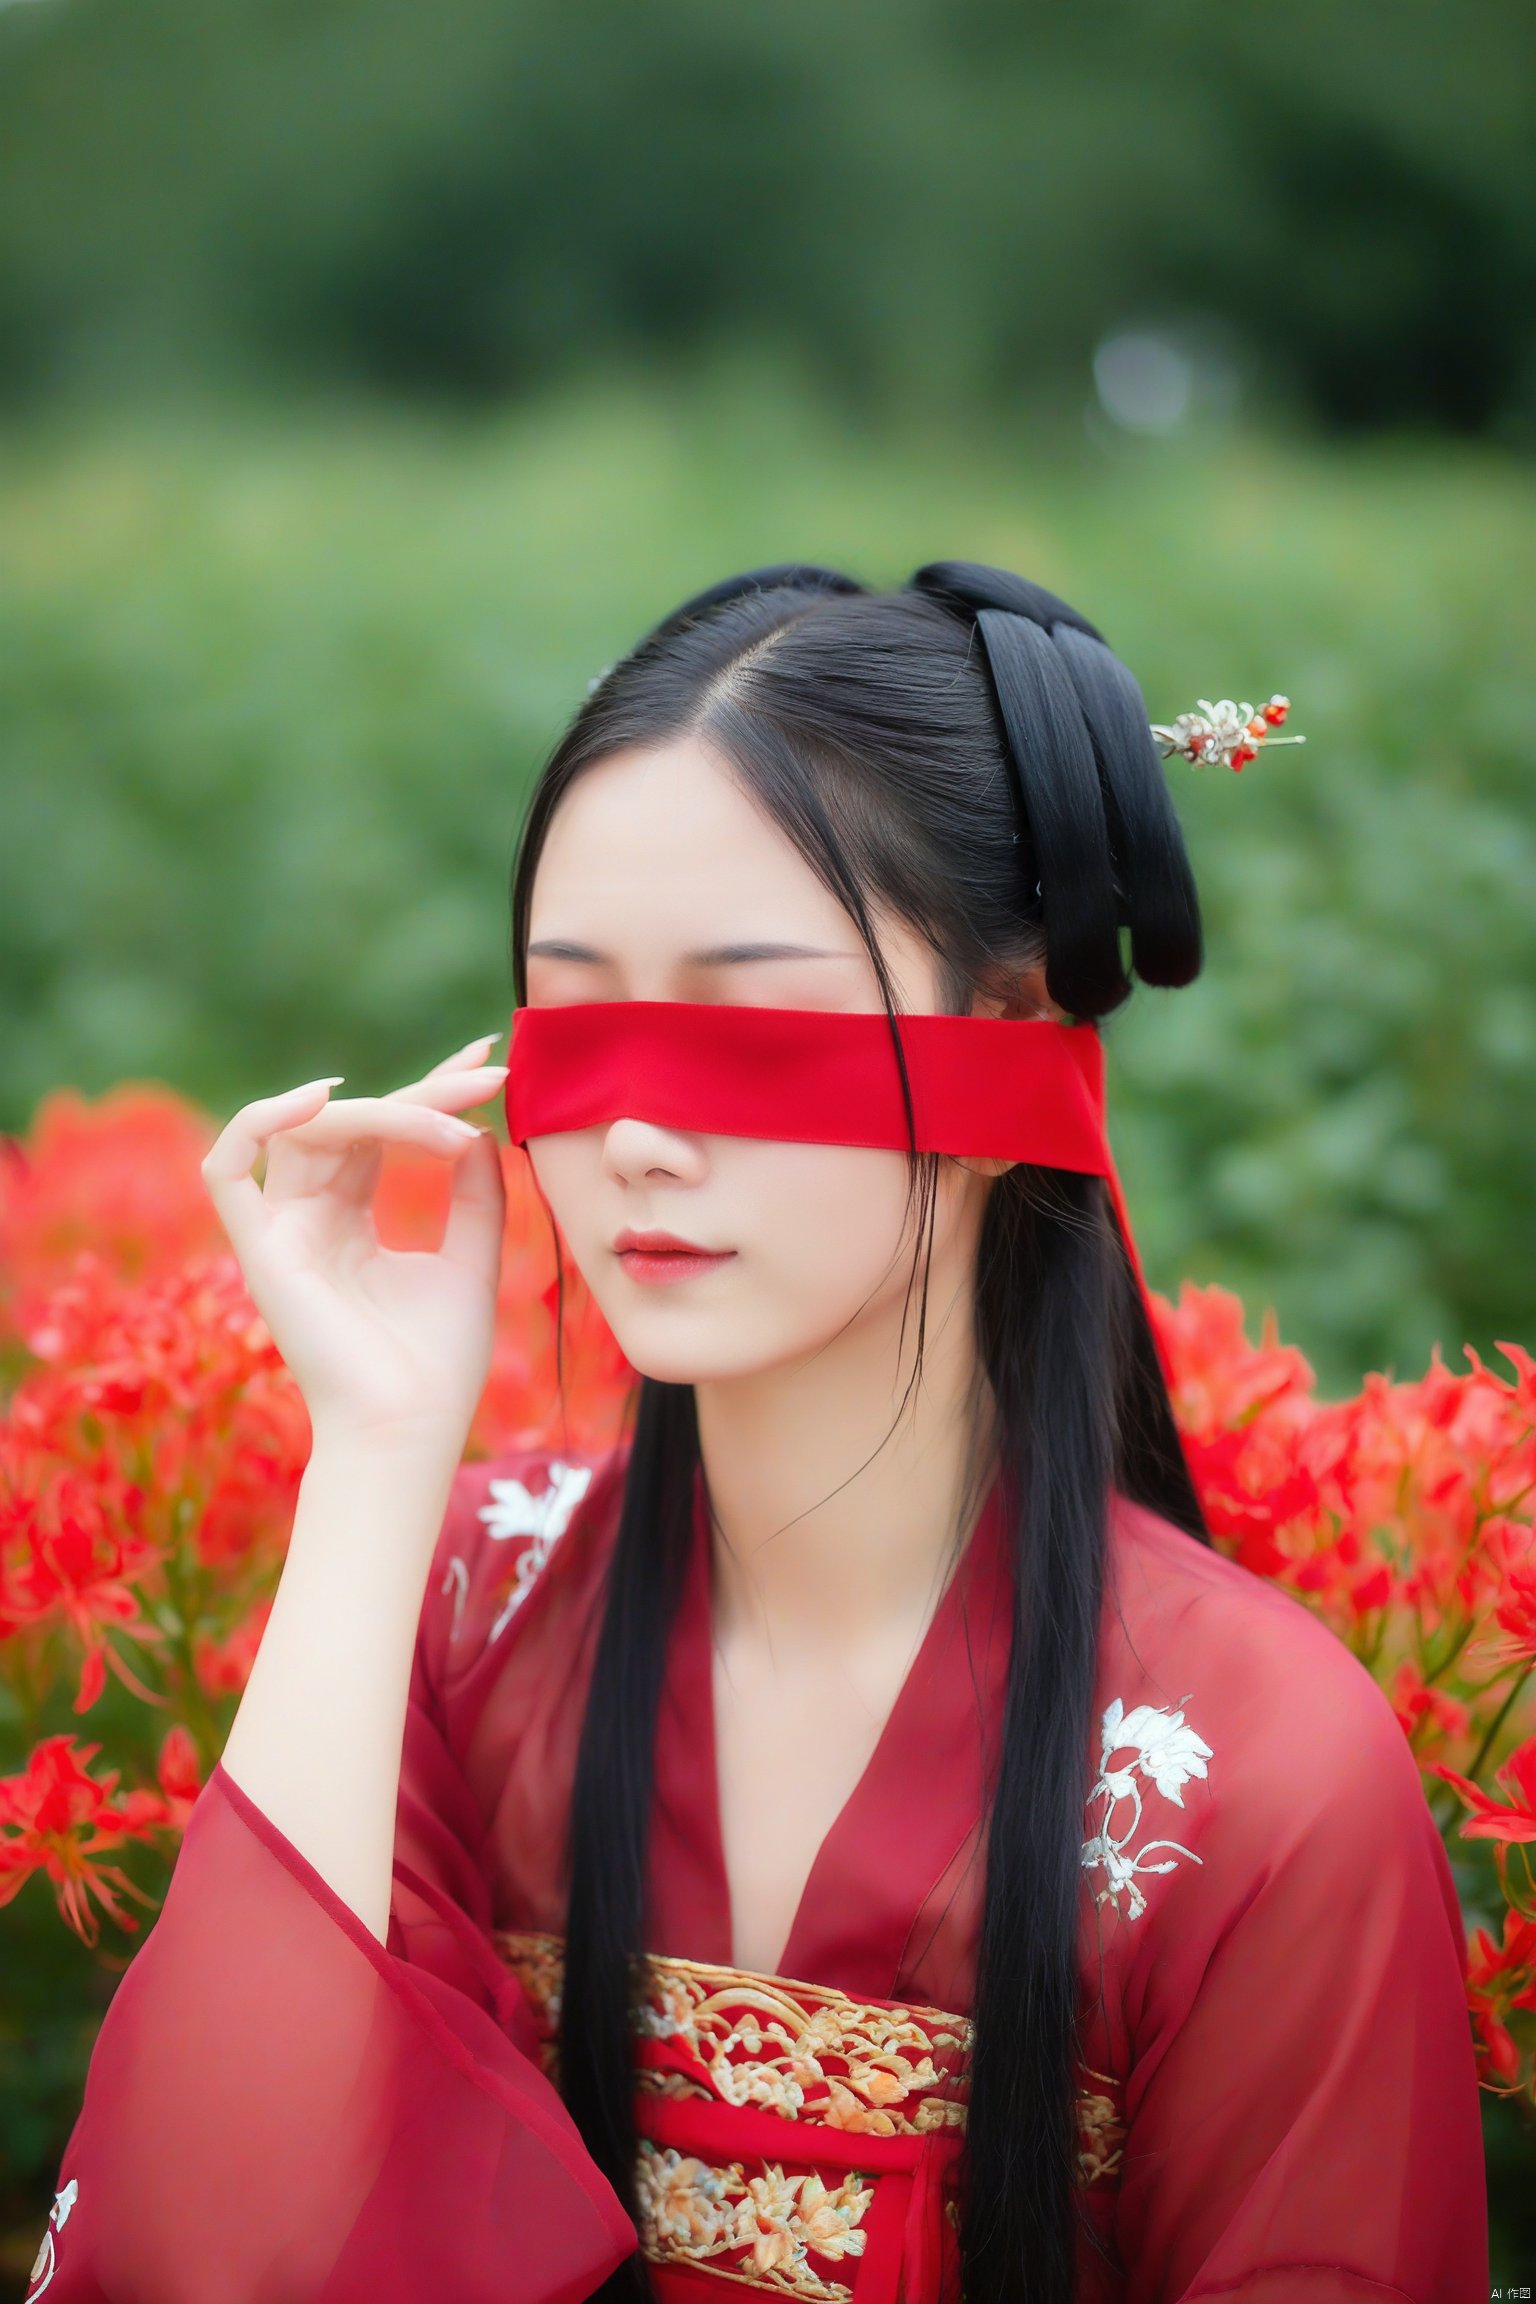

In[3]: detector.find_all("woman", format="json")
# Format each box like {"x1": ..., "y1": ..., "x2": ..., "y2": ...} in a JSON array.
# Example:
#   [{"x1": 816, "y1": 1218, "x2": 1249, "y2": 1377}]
[{"x1": 31, "y1": 565, "x2": 1486, "y2": 2304}]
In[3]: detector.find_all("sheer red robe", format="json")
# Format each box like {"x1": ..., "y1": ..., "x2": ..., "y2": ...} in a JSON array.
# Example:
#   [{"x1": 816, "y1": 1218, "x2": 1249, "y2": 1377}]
[{"x1": 30, "y1": 1441, "x2": 1489, "y2": 2303}]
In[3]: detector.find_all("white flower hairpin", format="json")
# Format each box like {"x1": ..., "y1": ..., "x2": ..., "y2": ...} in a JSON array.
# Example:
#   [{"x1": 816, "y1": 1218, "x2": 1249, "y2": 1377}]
[{"x1": 1151, "y1": 694, "x2": 1305, "y2": 773}]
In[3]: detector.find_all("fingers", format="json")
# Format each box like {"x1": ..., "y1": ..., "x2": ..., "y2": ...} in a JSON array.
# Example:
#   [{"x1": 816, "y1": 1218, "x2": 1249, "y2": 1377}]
[
  {"x1": 392, "y1": 1032, "x2": 510, "y2": 1117},
  {"x1": 267, "y1": 1095, "x2": 488, "y2": 1169},
  {"x1": 200, "y1": 1077, "x2": 346, "y2": 1260},
  {"x1": 419, "y1": 1030, "x2": 507, "y2": 1083},
  {"x1": 391, "y1": 1063, "x2": 509, "y2": 1118},
  {"x1": 441, "y1": 1125, "x2": 508, "y2": 1275},
  {"x1": 200, "y1": 1037, "x2": 512, "y2": 1263}
]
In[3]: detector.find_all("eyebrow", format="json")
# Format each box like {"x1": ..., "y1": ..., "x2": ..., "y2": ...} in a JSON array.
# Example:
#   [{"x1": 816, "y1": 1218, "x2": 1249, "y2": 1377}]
[{"x1": 525, "y1": 939, "x2": 859, "y2": 967}]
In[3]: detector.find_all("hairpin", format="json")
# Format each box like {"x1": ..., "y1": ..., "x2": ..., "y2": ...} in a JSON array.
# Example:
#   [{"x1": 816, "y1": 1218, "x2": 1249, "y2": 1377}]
[{"x1": 1151, "y1": 695, "x2": 1304, "y2": 773}]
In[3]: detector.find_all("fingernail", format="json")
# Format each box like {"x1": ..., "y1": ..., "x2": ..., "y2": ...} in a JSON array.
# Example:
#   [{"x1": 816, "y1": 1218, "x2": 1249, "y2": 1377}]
[{"x1": 299, "y1": 1075, "x2": 345, "y2": 1092}]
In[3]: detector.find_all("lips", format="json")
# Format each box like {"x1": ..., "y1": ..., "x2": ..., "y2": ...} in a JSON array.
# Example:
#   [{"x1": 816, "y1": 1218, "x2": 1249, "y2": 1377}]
[
  {"x1": 612, "y1": 1227, "x2": 736, "y2": 1286},
  {"x1": 613, "y1": 1228, "x2": 722, "y2": 1255}
]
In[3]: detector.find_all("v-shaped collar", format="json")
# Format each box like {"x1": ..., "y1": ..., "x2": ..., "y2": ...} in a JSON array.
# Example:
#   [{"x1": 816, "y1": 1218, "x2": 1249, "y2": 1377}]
[{"x1": 646, "y1": 1463, "x2": 1016, "y2": 2004}]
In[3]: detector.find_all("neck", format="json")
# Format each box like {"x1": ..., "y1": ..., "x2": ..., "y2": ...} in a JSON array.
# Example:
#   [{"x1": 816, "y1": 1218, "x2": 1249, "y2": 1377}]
[{"x1": 694, "y1": 1239, "x2": 996, "y2": 1656}]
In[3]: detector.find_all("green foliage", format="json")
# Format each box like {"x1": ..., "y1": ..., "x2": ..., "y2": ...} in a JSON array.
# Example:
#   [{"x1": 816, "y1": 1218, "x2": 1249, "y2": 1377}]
[
  {"x1": 1, "y1": 381, "x2": 1533, "y2": 1396},
  {"x1": 0, "y1": 0, "x2": 1533, "y2": 432}
]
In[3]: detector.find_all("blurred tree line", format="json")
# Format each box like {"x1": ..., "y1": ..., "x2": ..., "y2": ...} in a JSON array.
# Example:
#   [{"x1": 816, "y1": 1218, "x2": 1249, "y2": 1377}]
[{"x1": 1, "y1": 0, "x2": 1533, "y2": 435}]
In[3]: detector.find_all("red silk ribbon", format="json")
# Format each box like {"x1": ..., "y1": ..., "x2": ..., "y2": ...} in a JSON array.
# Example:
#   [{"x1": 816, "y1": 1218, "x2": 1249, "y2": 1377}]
[
  {"x1": 507, "y1": 1001, "x2": 1105, "y2": 1166},
  {"x1": 503, "y1": 1000, "x2": 1162, "y2": 1353}
]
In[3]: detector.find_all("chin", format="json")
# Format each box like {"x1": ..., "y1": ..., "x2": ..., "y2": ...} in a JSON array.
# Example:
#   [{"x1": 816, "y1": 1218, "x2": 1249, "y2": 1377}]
[
  {"x1": 615, "y1": 1342, "x2": 761, "y2": 1387},
  {"x1": 604, "y1": 1314, "x2": 806, "y2": 1389}
]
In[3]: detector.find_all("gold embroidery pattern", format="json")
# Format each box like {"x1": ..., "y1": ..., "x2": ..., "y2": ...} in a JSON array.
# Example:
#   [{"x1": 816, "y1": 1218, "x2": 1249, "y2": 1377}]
[
  {"x1": 497, "y1": 1930, "x2": 969, "y2": 2136},
  {"x1": 500, "y1": 1930, "x2": 566, "y2": 2041},
  {"x1": 636, "y1": 1954, "x2": 970, "y2": 2138},
  {"x1": 494, "y1": 1928, "x2": 1124, "y2": 2298},
  {"x1": 636, "y1": 2143, "x2": 873, "y2": 2302},
  {"x1": 1075, "y1": 2065, "x2": 1127, "y2": 2184}
]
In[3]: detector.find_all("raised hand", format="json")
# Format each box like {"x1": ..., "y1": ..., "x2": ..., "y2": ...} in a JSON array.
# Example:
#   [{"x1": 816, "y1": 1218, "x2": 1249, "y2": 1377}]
[{"x1": 199, "y1": 1032, "x2": 509, "y2": 1459}]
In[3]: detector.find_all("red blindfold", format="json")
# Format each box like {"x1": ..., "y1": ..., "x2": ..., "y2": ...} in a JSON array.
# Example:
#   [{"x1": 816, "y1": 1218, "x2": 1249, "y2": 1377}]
[{"x1": 504, "y1": 999, "x2": 1163, "y2": 1355}]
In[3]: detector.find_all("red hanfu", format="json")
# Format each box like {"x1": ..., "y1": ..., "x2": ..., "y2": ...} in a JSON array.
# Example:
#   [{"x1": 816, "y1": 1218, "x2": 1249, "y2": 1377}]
[{"x1": 33, "y1": 1441, "x2": 1488, "y2": 2303}]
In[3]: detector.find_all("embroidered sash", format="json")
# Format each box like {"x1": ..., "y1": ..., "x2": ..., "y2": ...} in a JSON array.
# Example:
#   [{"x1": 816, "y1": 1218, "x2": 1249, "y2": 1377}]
[{"x1": 495, "y1": 1931, "x2": 1124, "y2": 2303}]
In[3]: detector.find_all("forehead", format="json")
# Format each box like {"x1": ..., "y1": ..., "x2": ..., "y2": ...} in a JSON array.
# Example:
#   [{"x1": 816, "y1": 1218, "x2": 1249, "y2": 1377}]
[{"x1": 528, "y1": 736, "x2": 852, "y2": 944}]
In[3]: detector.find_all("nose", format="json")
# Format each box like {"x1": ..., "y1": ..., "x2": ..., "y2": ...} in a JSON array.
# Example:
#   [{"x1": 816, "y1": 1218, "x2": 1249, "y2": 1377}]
[{"x1": 600, "y1": 1115, "x2": 710, "y2": 1188}]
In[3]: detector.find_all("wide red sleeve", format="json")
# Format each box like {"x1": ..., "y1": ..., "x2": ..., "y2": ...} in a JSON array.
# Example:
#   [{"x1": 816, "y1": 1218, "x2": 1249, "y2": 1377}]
[
  {"x1": 1108, "y1": 1618, "x2": 1489, "y2": 2303},
  {"x1": 27, "y1": 1456, "x2": 637, "y2": 2304}
]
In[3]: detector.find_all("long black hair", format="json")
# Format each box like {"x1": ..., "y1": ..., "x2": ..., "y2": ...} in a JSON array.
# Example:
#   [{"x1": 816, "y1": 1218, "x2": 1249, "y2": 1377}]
[{"x1": 508, "y1": 562, "x2": 1212, "y2": 2304}]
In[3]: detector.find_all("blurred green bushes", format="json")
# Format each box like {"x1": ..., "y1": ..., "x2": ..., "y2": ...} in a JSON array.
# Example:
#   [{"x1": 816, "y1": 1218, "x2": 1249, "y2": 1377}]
[
  {"x1": 1, "y1": 0, "x2": 1534, "y2": 436},
  {"x1": 1, "y1": 377, "x2": 1533, "y2": 1394}
]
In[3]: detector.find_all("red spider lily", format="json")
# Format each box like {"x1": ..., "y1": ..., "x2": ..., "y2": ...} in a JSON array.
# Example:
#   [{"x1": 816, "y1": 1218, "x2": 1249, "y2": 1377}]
[
  {"x1": 1463, "y1": 1906, "x2": 1536, "y2": 2091},
  {"x1": 1308, "y1": 1352, "x2": 1528, "y2": 1631},
  {"x1": 0, "y1": 1451, "x2": 168, "y2": 1712},
  {"x1": 3, "y1": 1082, "x2": 1536, "y2": 2112},
  {"x1": 18, "y1": 1252, "x2": 310, "y2": 1488},
  {"x1": 1430, "y1": 1732, "x2": 1536, "y2": 1843},
  {"x1": 4, "y1": 1291, "x2": 307, "y2": 1633},
  {"x1": 1487, "y1": 1523, "x2": 1536, "y2": 1668},
  {"x1": 153, "y1": 1722, "x2": 205, "y2": 1830},
  {"x1": 1391, "y1": 1659, "x2": 1472, "y2": 1759},
  {"x1": 0, "y1": 1087, "x2": 222, "y2": 1337},
  {"x1": 0, "y1": 1736, "x2": 172, "y2": 1946},
  {"x1": 191, "y1": 1597, "x2": 271, "y2": 1697},
  {"x1": 1477, "y1": 1339, "x2": 1536, "y2": 1425},
  {"x1": 1151, "y1": 1283, "x2": 1321, "y2": 1581},
  {"x1": 1153, "y1": 1281, "x2": 1316, "y2": 1433},
  {"x1": 1153, "y1": 1301, "x2": 1536, "y2": 1656}
]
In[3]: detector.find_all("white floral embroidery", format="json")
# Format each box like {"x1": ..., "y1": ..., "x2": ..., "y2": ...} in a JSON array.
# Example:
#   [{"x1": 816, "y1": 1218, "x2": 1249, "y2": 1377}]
[
  {"x1": 479, "y1": 1460, "x2": 594, "y2": 1642},
  {"x1": 26, "y1": 2177, "x2": 77, "y2": 2300},
  {"x1": 439, "y1": 1552, "x2": 471, "y2": 1635},
  {"x1": 1081, "y1": 1694, "x2": 1212, "y2": 1920}
]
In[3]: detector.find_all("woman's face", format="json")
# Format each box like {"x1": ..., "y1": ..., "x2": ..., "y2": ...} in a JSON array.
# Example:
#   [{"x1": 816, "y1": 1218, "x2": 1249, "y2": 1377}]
[{"x1": 523, "y1": 736, "x2": 1004, "y2": 1387}]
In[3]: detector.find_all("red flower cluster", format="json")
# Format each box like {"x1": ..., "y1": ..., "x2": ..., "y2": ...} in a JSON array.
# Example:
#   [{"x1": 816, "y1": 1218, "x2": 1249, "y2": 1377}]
[
  {"x1": 0, "y1": 1084, "x2": 630, "y2": 1938},
  {"x1": 1155, "y1": 1281, "x2": 1536, "y2": 2091},
  {"x1": 0, "y1": 1730, "x2": 200, "y2": 1949},
  {"x1": 1, "y1": 1090, "x2": 1532, "y2": 2098}
]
